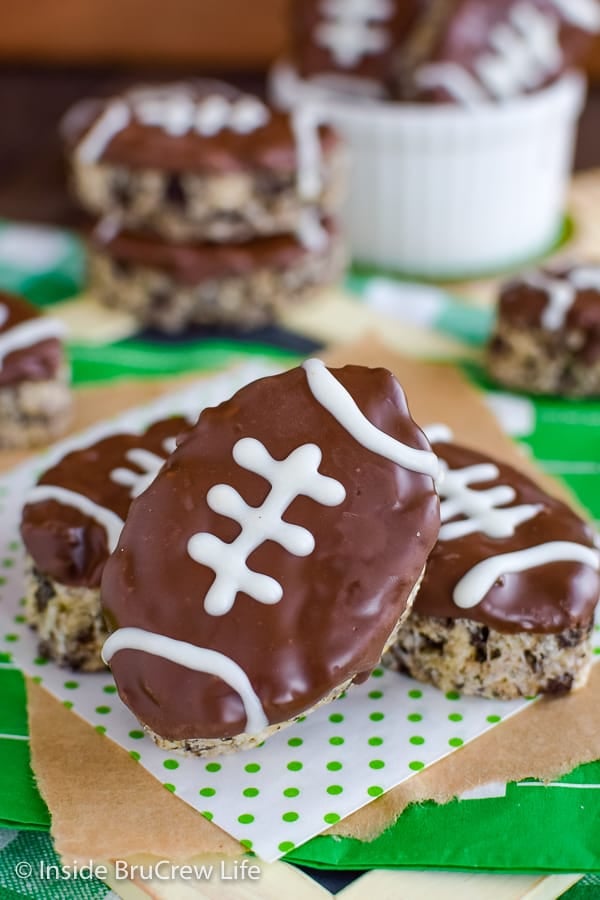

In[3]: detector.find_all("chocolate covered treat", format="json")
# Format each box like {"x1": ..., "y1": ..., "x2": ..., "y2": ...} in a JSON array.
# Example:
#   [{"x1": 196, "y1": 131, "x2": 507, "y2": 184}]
[
  {"x1": 401, "y1": 0, "x2": 600, "y2": 104},
  {"x1": 487, "y1": 265, "x2": 600, "y2": 397},
  {"x1": 20, "y1": 416, "x2": 192, "y2": 671},
  {"x1": 89, "y1": 214, "x2": 345, "y2": 333},
  {"x1": 62, "y1": 81, "x2": 345, "y2": 243},
  {"x1": 388, "y1": 430, "x2": 600, "y2": 699},
  {"x1": 0, "y1": 292, "x2": 71, "y2": 450},
  {"x1": 101, "y1": 360, "x2": 440, "y2": 754},
  {"x1": 290, "y1": 0, "x2": 426, "y2": 98}
]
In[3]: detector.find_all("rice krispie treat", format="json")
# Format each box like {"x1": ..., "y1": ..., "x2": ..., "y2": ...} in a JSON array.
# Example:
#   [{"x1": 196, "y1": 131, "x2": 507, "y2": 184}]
[
  {"x1": 62, "y1": 81, "x2": 346, "y2": 243},
  {"x1": 89, "y1": 214, "x2": 345, "y2": 333},
  {"x1": 487, "y1": 265, "x2": 600, "y2": 397},
  {"x1": 400, "y1": 0, "x2": 600, "y2": 103},
  {"x1": 388, "y1": 430, "x2": 600, "y2": 699},
  {"x1": 0, "y1": 291, "x2": 71, "y2": 450},
  {"x1": 290, "y1": 0, "x2": 425, "y2": 98},
  {"x1": 20, "y1": 416, "x2": 192, "y2": 671},
  {"x1": 101, "y1": 360, "x2": 440, "y2": 755}
]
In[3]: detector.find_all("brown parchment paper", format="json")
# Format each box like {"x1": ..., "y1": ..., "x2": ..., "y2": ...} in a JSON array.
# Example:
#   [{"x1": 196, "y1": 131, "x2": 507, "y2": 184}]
[{"x1": 18, "y1": 338, "x2": 600, "y2": 860}]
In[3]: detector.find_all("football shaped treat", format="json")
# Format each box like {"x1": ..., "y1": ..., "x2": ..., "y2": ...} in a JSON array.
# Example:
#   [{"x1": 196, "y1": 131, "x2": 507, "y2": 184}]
[
  {"x1": 487, "y1": 264, "x2": 600, "y2": 397},
  {"x1": 290, "y1": 0, "x2": 426, "y2": 97},
  {"x1": 403, "y1": 0, "x2": 600, "y2": 104},
  {"x1": 388, "y1": 429, "x2": 600, "y2": 699},
  {"x1": 101, "y1": 360, "x2": 440, "y2": 754},
  {"x1": 21, "y1": 416, "x2": 192, "y2": 671}
]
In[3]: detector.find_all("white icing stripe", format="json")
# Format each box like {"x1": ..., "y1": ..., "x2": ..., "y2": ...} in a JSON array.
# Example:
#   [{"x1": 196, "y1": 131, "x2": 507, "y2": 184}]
[
  {"x1": 26, "y1": 486, "x2": 124, "y2": 552},
  {"x1": 188, "y1": 439, "x2": 345, "y2": 616},
  {"x1": 569, "y1": 267, "x2": 600, "y2": 291},
  {"x1": 0, "y1": 317, "x2": 66, "y2": 371},
  {"x1": 101, "y1": 627, "x2": 268, "y2": 736},
  {"x1": 76, "y1": 101, "x2": 131, "y2": 164},
  {"x1": 316, "y1": 0, "x2": 393, "y2": 67},
  {"x1": 296, "y1": 209, "x2": 329, "y2": 252},
  {"x1": 302, "y1": 359, "x2": 439, "y2": 478},
  {"x1": 423, "y1": 423, "x2": 454, "y2": 445},
  {"x1": 292, "y1": 107, "x2": 323, "y2": 200},
  {"x1": 548, "y1": 0, "x2": 600, "y2": 30},
  {"x1": 415, "y1": 63, "x2": 488, "y2": 105},
  {"x1": 524, "y1": 267, "x2": 600, "y2": 330},
  {"x1": 453, "y1": 541, "x2": 600, "y2": 609}
]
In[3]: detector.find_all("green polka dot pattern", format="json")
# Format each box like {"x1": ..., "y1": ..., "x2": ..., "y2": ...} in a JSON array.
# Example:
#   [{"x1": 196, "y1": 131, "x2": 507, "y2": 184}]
[{"x1": 0, "y1": 363, "x2": 569, "y2": 864}]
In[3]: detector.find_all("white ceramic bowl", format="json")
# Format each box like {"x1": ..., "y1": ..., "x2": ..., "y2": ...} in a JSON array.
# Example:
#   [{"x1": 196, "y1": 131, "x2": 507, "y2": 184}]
[{"x1": 272, "y1": 64, "x2": 586, "y2": 278}]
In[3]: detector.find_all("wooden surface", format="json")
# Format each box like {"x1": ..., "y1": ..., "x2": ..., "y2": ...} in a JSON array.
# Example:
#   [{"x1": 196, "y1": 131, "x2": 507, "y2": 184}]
[{"x1": 0, "y1": 66, "x2": 599, "y2": 228}]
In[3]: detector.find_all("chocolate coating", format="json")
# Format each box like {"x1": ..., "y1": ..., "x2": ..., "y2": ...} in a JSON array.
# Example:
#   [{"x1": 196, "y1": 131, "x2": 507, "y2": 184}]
[
  {"x1": 0, "y1": 291, "x2": 63, "y2": 388},
  {"x1": 91, "y1": 219, "x2": 336, "y2": 283},
  {"x1": 415, "y1": 442, "x2": 600, "y2": 632},
  {"x1": 64, "y1": 81, "x2": 339, "y2": 175},
  {"x1": 291, "y1": 0, "x2": 426, "y2": 92},
  {"x1": 405, "y1": 0, "x2": 598, "y2": 103},
  {"x1": 498, "y1": 267, "x2": 600, "y2": 364},
  {"x1": 21, "y1": 417, "x2": 191, "y2": 588},
  {"x1": 101, "y1": 364, "x2": 440, "y2": 741}
]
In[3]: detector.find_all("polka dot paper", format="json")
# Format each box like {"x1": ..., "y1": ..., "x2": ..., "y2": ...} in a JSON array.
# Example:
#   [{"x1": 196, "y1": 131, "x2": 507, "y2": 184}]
[{"x1": 1, "y1": 362, "x2": 595, "y2": 863}]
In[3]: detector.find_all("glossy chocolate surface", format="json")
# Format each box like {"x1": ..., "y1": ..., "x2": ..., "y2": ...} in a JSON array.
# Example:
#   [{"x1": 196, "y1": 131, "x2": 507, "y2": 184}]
[
  {"x1": 0, "y1": 291, "x2": 63, "y2": 388},
  {"x1": 291, "y1": 0, "x2": 425, "y2": 91},
  {"x1": 21, "y1": 417, "x2": 192, "y2": 587},
  {"x1": 92, "y1": 219, "x2": 335, "y2": 282},
  {"x1": 64, "y1": 81, "x2": 339, "y2": 174},
  {"x1": 415, "y1": 442, "x2": 600, "y2": 632},
  {"x1": 101, "y1": 364, "x2": 440, "y2": 740}
]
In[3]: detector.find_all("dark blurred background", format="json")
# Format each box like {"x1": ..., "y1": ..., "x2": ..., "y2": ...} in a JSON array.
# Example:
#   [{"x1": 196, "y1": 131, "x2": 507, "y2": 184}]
[{"x1": 1, "y1": 0, "x2": 600, "y2": 226}]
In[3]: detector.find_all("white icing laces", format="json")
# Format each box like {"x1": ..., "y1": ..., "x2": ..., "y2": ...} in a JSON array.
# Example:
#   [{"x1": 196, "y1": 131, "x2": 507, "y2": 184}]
[
  {"x1": 454, "y1": 541, "x2": 600, "y2": 609},
  {"x1": 102, "y1": 628, "x2": 268, "y2": 735},
  {"x1": 188, "y1": 438, "x2": 345, "y2": 616},
  {"x1": 316, "y1": 0, "x2": 394, "y2": 68},
  {"x1": 303, "y1": 359, "x2": 440, "y2": 479},
  {"x1": 437, "y1": 462, "x2": 542, "y2": 541},
  {"x1": 425, "y1": 425, "x2": 600, "y2": 611},
  {"x1": 76, "y1": 86, "x2": 271, "y2": 163},
  {"x1": 417, "y1": 2, "x2": 565, "y2": 102}
]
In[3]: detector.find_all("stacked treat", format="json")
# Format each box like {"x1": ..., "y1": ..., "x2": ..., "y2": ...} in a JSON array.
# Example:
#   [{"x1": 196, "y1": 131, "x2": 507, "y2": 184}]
[
  {"x1": 61, "y1": 81, "x2": 347, "y2": 333},
  {"x1": 287, "y1": 0, "x2": 600, "y2": 104},
  {"x1": 20, "y1": 359, "x2": 600, "y2": 755}
]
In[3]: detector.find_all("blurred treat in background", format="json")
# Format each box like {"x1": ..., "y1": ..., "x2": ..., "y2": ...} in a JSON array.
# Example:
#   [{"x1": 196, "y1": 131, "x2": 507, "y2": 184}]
[
  {"x1": 273, "y1": 0, "x2": 600, "y2": 277},
  {"x1": 1, "y1": 0, "x2": 600, "y2": 285},
  {"x1": 61, "y1": 80, "x2": 347, "y2": 331}
]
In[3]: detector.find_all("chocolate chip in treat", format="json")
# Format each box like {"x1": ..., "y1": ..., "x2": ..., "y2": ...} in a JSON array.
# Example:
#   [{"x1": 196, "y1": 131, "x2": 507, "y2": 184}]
[
  {"x1": 524, "y1": 649, "x2": 540, "y2": 673},
  {"x1": 544, "y1": 673, "x2": 574, "y2": 695},
  {"x1": 111, "y1": 173, "x2": 133, "y2": 208},
  {"x1": 165, "y1": 174, "x2": 186, "y2": 208},
  {"x1": 419, "y1": 633, "x2": 446, "y2": 654},
  {"x1": 470, "y1": 625, "x2": 489, "y2": 663},
  {"x1": 111, "y1": 257, "x2": 132, "y2": 278},
  {"x1": 557, "y1": 628, "x2": 585, "y2": 648},
  {"x1": 34, "y1": 572, "x2": 56, "y2": 613}
]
